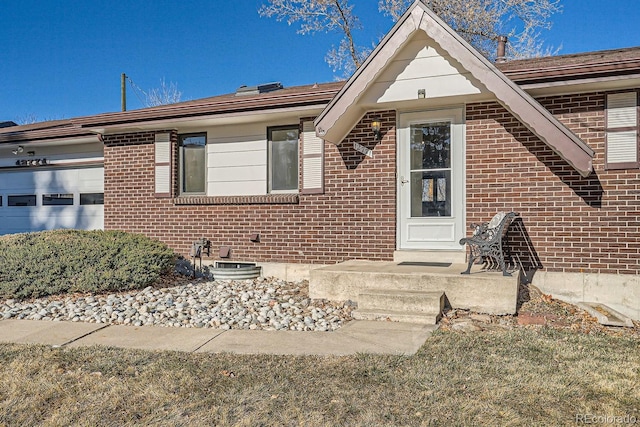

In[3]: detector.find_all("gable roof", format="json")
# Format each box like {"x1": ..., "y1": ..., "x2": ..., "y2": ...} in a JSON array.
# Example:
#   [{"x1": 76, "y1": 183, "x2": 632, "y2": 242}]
[{"x1": 314, "y1": 0, "x2": 595, "y2": 177}]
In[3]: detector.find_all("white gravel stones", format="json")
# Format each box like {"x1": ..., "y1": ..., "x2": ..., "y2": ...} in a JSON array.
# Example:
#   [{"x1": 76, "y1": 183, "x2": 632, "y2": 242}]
[{"x1": 0, "y1": 278, "x2": 354, "y2": 331}]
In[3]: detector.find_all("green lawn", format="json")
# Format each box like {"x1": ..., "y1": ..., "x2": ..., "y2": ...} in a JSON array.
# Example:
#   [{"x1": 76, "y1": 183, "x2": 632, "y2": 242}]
[{"x1": 0, "y1": 327, "x2": 638, "y2": 426}]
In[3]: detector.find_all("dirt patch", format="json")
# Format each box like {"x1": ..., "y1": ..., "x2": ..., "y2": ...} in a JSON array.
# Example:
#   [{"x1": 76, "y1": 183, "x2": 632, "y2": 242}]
[{"x1": 440, "y1": 284, "x2": 640, "y2": 338}]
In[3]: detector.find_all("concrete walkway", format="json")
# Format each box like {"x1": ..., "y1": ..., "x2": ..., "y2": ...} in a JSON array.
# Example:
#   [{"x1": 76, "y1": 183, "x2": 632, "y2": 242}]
[{"x1": 0, "y1": 319, "x2": 437, "y2": 356}]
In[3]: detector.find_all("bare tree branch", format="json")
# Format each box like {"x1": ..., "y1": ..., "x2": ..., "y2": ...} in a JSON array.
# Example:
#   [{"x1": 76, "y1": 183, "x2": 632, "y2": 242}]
[
  {"x1": 260, "y1": 0, "x2": 562, "y2": 75},
  {"x1": 145, "y1": 78, "x2": 182, "y2": 107}
]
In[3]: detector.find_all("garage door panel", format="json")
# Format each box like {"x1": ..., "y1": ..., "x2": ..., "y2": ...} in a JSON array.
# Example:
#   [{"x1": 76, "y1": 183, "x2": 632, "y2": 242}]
[{"x1": 0, "y1": 166, "x2": 104, "y2": 235}]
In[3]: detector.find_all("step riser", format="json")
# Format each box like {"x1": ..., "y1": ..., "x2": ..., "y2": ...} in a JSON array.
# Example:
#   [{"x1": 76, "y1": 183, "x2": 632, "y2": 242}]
[
  {"x1": 352, "y1": 310, "x2": 440, "y2": 325},
  {"x1": 357, "y1": 294, "x2": 444, "y2": 314}
]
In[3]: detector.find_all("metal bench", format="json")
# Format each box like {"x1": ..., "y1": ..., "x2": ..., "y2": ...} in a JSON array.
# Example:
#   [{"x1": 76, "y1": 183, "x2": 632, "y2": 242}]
[{"x1": 459, "y1": 211, "x2": 519, "y2": 276}]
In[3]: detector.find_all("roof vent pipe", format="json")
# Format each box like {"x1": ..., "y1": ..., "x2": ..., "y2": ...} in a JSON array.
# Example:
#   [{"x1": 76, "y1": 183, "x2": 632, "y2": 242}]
[{"x1": 496, "y1": 36, "x2": 508, "y2": 63}]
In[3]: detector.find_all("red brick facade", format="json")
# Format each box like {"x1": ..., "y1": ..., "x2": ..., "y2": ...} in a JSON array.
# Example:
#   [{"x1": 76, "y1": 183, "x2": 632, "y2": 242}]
[
  {"x1": 103, "y1": 93, "x2": 639, "y2": 275},
  {"x1": 466, "y1": 92, "x2": 640, "y2": 275},
  {"x1": 103, "y1": 111, "x2": 397, "y2": 264}
]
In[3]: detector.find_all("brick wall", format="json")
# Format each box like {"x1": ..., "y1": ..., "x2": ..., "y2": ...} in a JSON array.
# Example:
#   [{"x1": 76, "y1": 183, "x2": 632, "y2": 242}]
[
  {"x1": 104, "y1": 92, "x2": 639, "y2": 275},
  {"x1": 466, "y1": 92, "x2": 640, "y2": 274},
  {"x1": 103, "y1": 111, "x2": 397, "y2": 264}
]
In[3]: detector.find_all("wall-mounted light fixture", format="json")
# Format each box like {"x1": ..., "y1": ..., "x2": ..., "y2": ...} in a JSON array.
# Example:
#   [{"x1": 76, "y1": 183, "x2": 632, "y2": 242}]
[
  {"x1": 12, "y1": 145, "x2": 24, "y2": 155},
  {"x1": 371, "y1": 117, "x2": 382, "y2": 141}
]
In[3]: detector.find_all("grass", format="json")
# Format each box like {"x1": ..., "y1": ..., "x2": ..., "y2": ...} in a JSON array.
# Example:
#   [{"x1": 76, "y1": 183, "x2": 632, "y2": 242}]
[{"x1": 0, "y1": 327, "x2": 638, "y2": 426}]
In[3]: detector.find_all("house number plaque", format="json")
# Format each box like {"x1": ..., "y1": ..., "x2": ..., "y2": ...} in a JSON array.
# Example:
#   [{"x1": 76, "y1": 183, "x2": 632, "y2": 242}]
[{"x1": 353, "y1": 142, "x2": 373, "y2": 158}]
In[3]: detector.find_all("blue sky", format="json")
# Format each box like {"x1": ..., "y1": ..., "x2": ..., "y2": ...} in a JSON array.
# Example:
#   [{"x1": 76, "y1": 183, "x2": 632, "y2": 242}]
[{"x1": 1, "y1": 0, "x2": 639, "y2": 122}]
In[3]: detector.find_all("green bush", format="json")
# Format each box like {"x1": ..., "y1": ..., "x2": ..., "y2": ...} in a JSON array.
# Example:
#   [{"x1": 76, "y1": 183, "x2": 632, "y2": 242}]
[{"x1": 0, "y1": 230, "x2": 177, "y2": 300}]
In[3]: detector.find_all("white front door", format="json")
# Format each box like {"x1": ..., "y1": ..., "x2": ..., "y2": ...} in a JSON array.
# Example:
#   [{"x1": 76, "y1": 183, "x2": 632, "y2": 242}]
[{"x1": 398, "y1": 108, "x2": 465, "y2": 250}]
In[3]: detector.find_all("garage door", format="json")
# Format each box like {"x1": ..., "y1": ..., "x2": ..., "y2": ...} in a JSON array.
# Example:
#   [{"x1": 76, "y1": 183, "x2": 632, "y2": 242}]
[{"x1": 0, "y1": 166, "x2": 104, "y2": 235}]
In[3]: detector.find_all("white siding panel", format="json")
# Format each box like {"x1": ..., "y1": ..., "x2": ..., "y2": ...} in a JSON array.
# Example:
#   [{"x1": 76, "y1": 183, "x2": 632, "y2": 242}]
[
  {"x1": 208, "y1": 150, "x2": 265, "y2": 167},
  {"x1": 392, "y1": 32, "x2": 439, "y2": 61},
  {"x1": 208, "y1": 133, "x2": 267, "y2": 196},
  {"x1": 209, "y1": 165, "x2": 267, "y2": 182},
  {"x1": 607, "y1": 131, "x2": 637, "y2": 163},
  {"x1": 361, "y1": 31, "x2": 486, "y2": 105},
  {"x1": 378, "y1": 55, "x2": 464, "y2": 84},
  {"x1": 366, "y1": 74, "x2": 481, "y2": 104},
  {"x1": 608, "y1": 92, "x2": 637, "y2": 128},
  {"x1": 209, "y1": 138, "x2": 265, "y2": 153},
  {"x1": 209, "y1": 181, "x2": 266, "y2": 196}
]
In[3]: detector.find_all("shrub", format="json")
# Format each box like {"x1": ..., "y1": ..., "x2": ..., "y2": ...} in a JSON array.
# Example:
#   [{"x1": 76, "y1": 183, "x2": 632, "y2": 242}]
[{"x1": 0, "y1": 230, "x2": 177, "y2": 299}]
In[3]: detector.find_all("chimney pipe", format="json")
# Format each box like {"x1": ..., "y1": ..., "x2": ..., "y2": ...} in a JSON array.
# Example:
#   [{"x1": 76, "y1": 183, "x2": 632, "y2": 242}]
[{"x1": 496, "y1": 36, "x2": 508, "y2": 63}]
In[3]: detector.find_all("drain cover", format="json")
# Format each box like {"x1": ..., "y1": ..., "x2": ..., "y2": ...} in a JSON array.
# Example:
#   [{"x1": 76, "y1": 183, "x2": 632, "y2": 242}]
[{"x1": 398, "y1": 261, "x2": 452, "y2": 267}]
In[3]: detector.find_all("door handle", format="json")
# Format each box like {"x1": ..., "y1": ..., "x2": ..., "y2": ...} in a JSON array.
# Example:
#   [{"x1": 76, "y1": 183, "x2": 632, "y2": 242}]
[{"x1": 400, "y1": 176, "x2": 409, "y2": 185}]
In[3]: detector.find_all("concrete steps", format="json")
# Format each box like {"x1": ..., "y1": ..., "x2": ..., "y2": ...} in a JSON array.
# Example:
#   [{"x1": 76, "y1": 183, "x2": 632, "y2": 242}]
[
  {"x1": 310, "y1": 260, "x2": 519, "y2": 316},
  {"x1": 353, "y1": 290, "x2": 445, "y2": 325}
]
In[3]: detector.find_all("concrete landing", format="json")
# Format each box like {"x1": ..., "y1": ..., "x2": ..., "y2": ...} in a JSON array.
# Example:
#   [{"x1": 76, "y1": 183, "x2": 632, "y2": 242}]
[
  {"x1": 0, "y1": 319, "x2": 437, "y2": 356},
  {"x1": 310, "y1": 260, "x2": 519, "y2": 315}
]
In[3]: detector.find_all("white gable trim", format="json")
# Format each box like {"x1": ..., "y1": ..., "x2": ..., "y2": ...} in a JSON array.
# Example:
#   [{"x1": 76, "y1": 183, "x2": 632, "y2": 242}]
[{"x1": 315, "y1": 0, "x2": 594, "y2": 177}]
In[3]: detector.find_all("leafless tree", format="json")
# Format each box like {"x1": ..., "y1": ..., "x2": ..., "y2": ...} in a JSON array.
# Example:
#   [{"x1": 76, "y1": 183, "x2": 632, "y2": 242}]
[
  {"x1": 258, "y1": 0, "x2": 371, "y2": 76},
  {"x1": 145, "y1": 78, "x2": 183, "y2": 107},
  {"x1": 260, "y1": 0, "x2": 561, "y2": 75},
  {"x1": 14, "y1": 113, "x2": 64, "y2": 125},
  {"x1": 379, "y1": 0, "x2": 561, "y2": 59}
]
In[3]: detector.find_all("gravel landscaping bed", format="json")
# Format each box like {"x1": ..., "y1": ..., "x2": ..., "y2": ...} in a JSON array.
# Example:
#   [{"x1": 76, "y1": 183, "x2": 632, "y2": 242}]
[{"x1": 0, "y1": 277, "x2": 355, "y2": 332}]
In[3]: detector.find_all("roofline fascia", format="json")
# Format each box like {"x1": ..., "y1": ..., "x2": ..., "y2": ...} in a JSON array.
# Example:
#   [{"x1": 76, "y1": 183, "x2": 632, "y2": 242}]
[
  {"x1": 73, "y1": 88, "x2": 341, "y2": 129},
  {"x1": 90, "y1": 103, "x2": 330, "y2": 135},
  {"x1": 501, "y1": 58, "x2": 640, "y2": 85}
]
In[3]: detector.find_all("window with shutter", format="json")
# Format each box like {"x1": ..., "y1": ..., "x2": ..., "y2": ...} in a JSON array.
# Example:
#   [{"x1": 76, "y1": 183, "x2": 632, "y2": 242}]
[
  {"x1": 154, "y1": 132, "x2": 172, "y2": 197},
  {"x1": 606, "y1": 92, "x2": 639, "y2": 169},
  {"x1": 301, "y1": 121, "x2": 324, "y2": 194}
]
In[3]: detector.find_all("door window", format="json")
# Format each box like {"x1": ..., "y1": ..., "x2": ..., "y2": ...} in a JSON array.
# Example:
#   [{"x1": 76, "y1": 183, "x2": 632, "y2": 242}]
[{"x1": 409, "y1": 122, "x2": 452, "y2": 217}]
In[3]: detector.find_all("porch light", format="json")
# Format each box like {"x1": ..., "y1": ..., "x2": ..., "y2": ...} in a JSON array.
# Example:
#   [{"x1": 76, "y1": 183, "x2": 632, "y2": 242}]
[{"x1": 371, "y1": 117, "x2": 382, "y2": 141}]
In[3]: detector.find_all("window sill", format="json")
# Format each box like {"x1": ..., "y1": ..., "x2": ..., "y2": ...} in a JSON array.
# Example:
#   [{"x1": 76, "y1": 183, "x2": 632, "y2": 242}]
[{"x1": 173, "y1": 194, "x2": 299, "y2": 205}]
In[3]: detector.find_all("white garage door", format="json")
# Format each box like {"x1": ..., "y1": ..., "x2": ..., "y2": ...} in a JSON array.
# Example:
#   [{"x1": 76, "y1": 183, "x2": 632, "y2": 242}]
[{"x1": 0, "y1": 166, "x2": 104, "y2": 235}]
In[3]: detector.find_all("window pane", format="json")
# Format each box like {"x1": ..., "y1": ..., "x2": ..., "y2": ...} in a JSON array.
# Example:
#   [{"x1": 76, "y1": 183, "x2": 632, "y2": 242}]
[
  {"x1": 182, "y1": 135, "x2": 206, "y2": 147},
  {"x1": 270, "y1": 128, "x2": 299, "y2": 191},
  {"x1": 43, "y1": 193, "x2": 74, "y2": 206},
  {"x1": 410, "y1": 122, "x2": 451, "y2": 170},
  {"x1": 80, "y1": 193, "x2": 104, "y2": 205},
  {"x1": 8, "y1": 195, "x2": 36, "y2": 206},
  {"x1": 183, "y1": 146, "x2": 206, "y2": 193},
  {"x1": 411, "y1": 171, "x2": 451, "y2": 217},
  {"x1": 180, "y1": 134, "x2": 206, "y2": 194}
]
